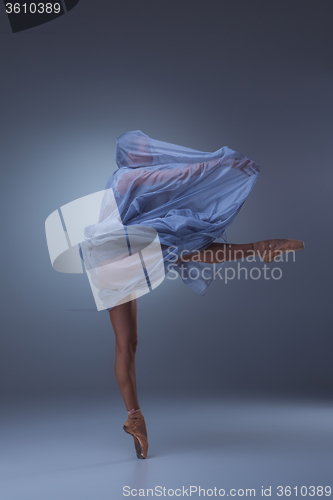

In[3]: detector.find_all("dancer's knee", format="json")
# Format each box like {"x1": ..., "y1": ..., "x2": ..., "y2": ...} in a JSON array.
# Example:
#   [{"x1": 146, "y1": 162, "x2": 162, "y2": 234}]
[{"x1": 116, "y1": 335, "x2": 138, "y2": 356}]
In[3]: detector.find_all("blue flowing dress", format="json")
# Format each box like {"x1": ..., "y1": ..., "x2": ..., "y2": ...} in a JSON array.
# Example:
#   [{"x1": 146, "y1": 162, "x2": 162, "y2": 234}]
[{"x1": 81, "y1": 130, "x2": 260, "y2": 310}]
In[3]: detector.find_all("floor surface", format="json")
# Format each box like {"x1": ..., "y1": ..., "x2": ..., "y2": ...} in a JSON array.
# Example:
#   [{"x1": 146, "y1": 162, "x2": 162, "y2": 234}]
[{"x1": 1, "y1": 395, "x2": 332, "y2": 499}]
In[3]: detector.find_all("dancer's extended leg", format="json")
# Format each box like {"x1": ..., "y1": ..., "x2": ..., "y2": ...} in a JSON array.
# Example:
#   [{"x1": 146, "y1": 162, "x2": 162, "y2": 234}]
[
  {"x1": 176, "y1": 239, "x2": 304, "y2": 264},
  {"x1": 176, "y1": 242, "x2": 254, "y2": 264}
]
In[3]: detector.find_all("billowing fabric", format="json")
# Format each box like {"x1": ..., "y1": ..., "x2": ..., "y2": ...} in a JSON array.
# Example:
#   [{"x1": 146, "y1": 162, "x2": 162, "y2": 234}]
[
  {"x1": 83, "y1": 130, "x2": 260, "y2": 308},
  {"x1": 81, "y1": 217, "x2": 166, "y2": 310}
]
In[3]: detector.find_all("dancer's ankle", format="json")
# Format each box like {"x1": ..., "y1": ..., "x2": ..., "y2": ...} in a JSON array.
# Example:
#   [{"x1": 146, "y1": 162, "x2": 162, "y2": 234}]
[{"x1": 128, "y1": 408, "x2": 141, "y2": 416}]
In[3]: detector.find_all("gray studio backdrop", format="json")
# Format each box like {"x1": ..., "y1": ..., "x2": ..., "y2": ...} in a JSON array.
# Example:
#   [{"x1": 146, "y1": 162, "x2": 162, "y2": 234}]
[{"x1": 1, "y1": 0, "x2": 332, "y2": 401}]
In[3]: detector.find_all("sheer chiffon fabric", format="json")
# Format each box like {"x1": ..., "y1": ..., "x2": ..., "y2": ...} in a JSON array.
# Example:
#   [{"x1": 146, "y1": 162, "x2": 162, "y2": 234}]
[{"x1": 83, "y1": 130, "x2": 260, "y2": 309}]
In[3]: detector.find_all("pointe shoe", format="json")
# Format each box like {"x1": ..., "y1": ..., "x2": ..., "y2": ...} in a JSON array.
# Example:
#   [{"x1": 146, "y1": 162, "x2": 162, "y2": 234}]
[
  {"x1": 123, "y1": 410, "x2": 148, "y2": 459},
  {"x1": 253, "y1": 239, "x2": 304, "y2": 263}
]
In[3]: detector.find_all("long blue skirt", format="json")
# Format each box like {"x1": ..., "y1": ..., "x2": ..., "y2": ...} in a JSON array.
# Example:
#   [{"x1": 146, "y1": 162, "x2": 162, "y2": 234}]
[{"x1": 105, "y1": 130, "x2": 259, "y2": 295}]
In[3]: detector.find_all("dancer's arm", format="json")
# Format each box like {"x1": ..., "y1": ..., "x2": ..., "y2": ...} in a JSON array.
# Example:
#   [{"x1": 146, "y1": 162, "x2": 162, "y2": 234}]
[{"x1": 117, "y1": 160, "x2": 221, "y2": 195}]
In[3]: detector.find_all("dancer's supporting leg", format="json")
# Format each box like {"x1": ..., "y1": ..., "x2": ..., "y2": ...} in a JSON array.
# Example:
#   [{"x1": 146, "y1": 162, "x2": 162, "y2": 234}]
[
  {"x1": 109, "y1": 299, "x2": 140, "y2": 412},
  {"x1": 109, "y1": 298, "x2": 149, "y2": 459}
]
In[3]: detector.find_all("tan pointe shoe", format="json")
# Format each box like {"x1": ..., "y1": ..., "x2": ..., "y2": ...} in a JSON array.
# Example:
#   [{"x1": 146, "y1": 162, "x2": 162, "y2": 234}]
[
  {"x1": 254, "y1": 239, "x2": 304, "y2": 263},
  {"x1": 123, "y1": 410, "x2": 148, "y2": 459}
]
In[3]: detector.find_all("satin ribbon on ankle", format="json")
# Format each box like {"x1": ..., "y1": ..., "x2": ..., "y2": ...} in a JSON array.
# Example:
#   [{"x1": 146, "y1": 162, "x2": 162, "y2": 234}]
[{"x1": 128, "y1": 408, "x2": 141, "y2": 415}]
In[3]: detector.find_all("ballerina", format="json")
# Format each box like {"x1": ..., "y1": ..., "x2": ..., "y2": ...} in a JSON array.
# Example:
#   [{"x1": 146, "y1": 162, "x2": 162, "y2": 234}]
[{"x1": 85, "y1": 130, "x2": 304, "y2": 459}]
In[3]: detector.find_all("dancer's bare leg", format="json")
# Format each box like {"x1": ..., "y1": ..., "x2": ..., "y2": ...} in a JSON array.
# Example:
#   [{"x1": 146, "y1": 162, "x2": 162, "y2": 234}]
[
  {"x1": 109, "y1": 298, "x2": 149, "y2": 459},
  {"x1": 109, "y1": 299, "x2": 140, "y2": 412},
  {"x1": 176, "y1": 242, "x2": 254, "y2": 264},
  {"x1": 176, "y1": 239, "x2": 304, "y2": 264}
]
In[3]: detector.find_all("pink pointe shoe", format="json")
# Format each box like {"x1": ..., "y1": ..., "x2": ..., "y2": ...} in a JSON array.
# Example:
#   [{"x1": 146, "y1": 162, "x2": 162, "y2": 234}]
[
  {"x1": 123, "y1": 410, "x2": 148, "y2": 459},
  {"x1": 253, "y1": 239, "x2": 305, "y2": 263}
]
